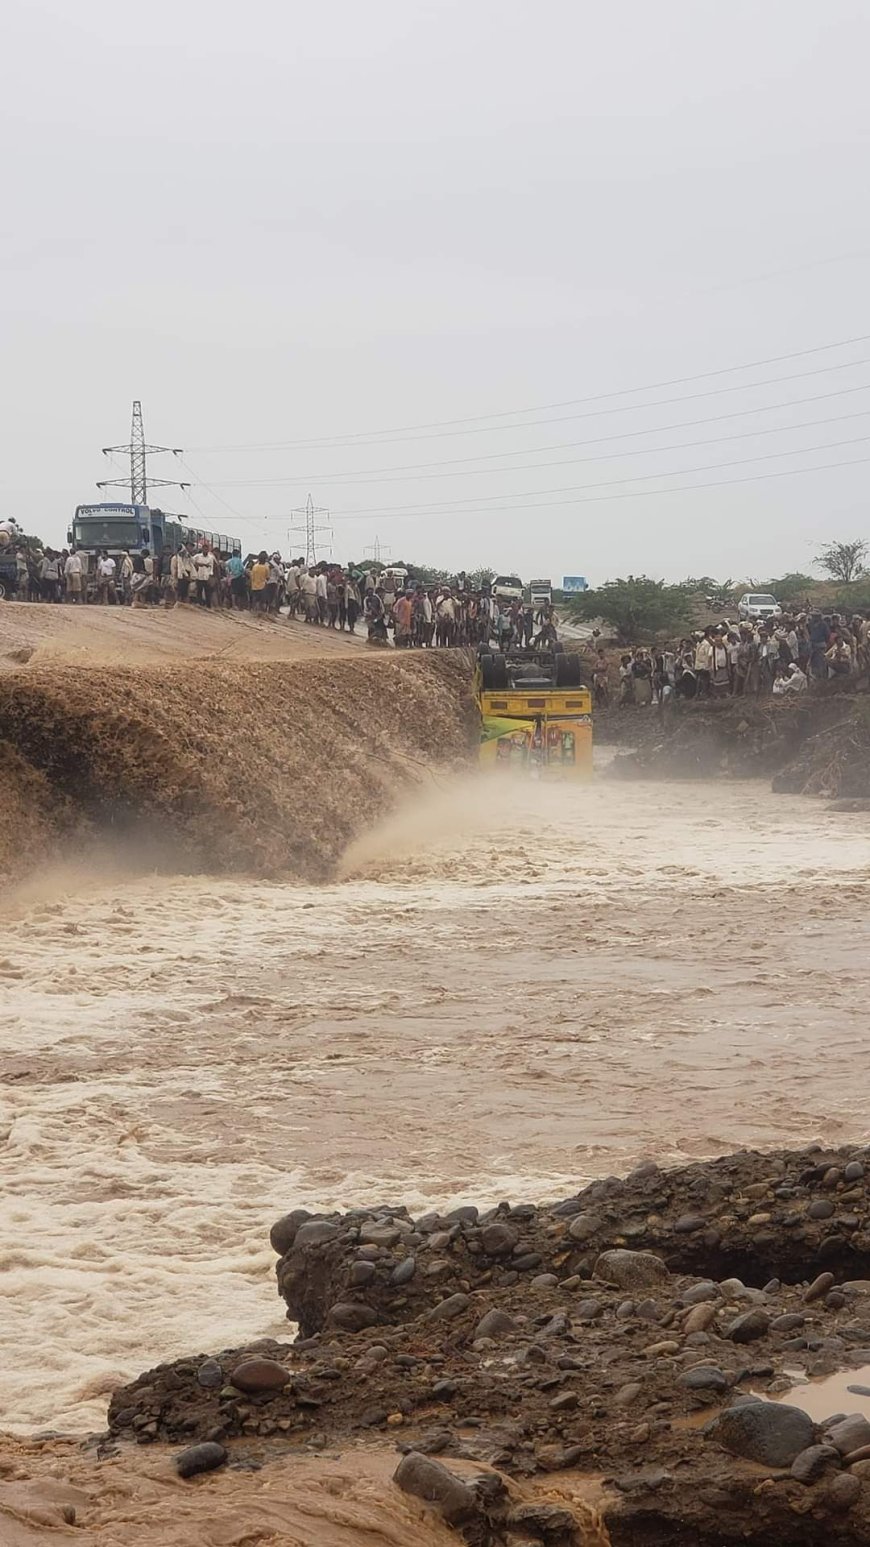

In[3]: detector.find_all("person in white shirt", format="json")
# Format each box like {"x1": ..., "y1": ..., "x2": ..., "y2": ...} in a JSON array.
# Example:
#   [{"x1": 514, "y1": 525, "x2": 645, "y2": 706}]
[
  {"x1": 40, "y1": 549, "x2": 62, "y2": 603},
  {"x1": 782, "y1": 663, "x2": 808, "y2": 694},
  {"x1": 287, "y1": 560, "x2": 304, "y2": 615},
  {"x1": 119, "y1": 551, "x2": 134, "y2": 604},
  {"x1": 96, "y1": 551, "x2": 116, "y2": 605},
  {"x1": 301, "y1": 568, "x2": 318, "y2": 623},
  {"x1": 694, "y1": 630, "x2": 714, "y2": 696},
  {"x1": 772, "y1": 663, "x2": 789, "y2": 696},
  {"x1": 436, "y1": 591, "x2": 456, "y2": 647},
  {"x1": 420, "y1": 590, "x2": 434, "y2": 646},
  {"x1": 64, "y1": 549, "x2": 84, "y2": 603},
  {"x1": 192, "y1": 546, "x2": 217, "y2": 608},
  {"x1": 315, "y1": 569, "x2": 328, "y2": 624},
  {"x1": 170, "y1": 545, "x2": 194, "y2": 604},
  {"x1": 267, "y1": 555, "x2": 284, "y2": 613}
]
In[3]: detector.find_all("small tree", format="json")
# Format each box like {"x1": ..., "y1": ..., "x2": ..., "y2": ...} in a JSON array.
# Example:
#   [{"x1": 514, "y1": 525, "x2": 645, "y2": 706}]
[
  {"x1": 467, "y1": 566, "x2": 495, "y2": 590},
  {"x1": 815, "y1": 540, "x2": 868, "y2": 585},
  {"x1": 406, "y1": 562, "x2": 453, "y2": 585},
  {"x1": 567, "y1": 575, "x2": 694, "y2": 643}
]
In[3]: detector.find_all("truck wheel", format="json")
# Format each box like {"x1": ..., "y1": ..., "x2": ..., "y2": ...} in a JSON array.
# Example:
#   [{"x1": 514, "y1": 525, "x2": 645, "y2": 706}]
[
  {"x1": 556, "y1": 653, "x2": 584, "y2": 687},
  {"x1": 481, "y1": 654, "x2": 509, "y2": 690},
  {"x1": 0, "y1": 580, "x2": 8, "y2": 601}
]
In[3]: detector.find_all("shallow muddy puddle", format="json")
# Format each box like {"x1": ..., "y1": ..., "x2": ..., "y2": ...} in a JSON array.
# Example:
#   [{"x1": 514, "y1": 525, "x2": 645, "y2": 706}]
[
  {"x1": 2, "y1": 774, "x2": 870, "y2": 1432},
  {"x1": 767, "y1": 1363, "x2": 870, "y2": 1423}
]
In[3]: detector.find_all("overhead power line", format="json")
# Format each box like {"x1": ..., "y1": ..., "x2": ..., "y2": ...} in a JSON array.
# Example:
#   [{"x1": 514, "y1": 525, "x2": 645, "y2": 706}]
[
  {"x1": 186, "y1": 444, "x2": 870, "y2": 528},
  {"x1": 318, "y1": 451, "x2": 870, "y2": 523},
  {"x1": 202, "y1": 398, "x2": 870, "y2": 493},
  {"x1": 186, "y1": 330, "x2": 870, "y2": 453},
  {"x1": 190, "y1": 381, "x2": 870, "y2": 489},
  {"x1": 322, "y1": 432, "x2": 870, "y2": 518}
]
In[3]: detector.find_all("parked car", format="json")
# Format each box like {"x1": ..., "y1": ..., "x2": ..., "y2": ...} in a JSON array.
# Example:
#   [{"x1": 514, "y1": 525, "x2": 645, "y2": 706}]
[
  {"x1": 737, "y1": 592, "x2": 782, "y2": 623},
  {"x1": 492, "y1": 574, "x2": 524, "y2": 602}
]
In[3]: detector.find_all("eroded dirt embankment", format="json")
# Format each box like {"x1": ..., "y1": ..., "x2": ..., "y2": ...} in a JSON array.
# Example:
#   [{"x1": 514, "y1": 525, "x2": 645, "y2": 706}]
[{"x1": 0, "y1": 653, "x2": 477, "y2": 878}]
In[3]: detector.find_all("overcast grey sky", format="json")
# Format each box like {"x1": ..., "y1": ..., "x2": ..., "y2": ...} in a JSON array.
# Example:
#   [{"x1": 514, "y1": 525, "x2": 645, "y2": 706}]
[{"x1": 2, "y1": 0, "x2": 869, "y2": 582}]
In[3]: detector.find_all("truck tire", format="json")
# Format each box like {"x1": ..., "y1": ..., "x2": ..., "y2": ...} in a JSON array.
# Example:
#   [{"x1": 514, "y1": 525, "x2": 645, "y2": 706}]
[
  {"x1": 481, "y1": 654, "x2": 509, "y2": 690},
  {"x1": 556, "y1": 653, "x2": 584, "y2": 688}
]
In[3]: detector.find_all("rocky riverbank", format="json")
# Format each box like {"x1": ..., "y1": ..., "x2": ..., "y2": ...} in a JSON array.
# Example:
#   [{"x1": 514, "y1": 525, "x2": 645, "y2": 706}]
[
  {"x1": 602, "y1": 689, "x2": 870, "y2": 799},
  {"x1": 106, "y1": 1144, "x2": 870, "y2": 1544}
]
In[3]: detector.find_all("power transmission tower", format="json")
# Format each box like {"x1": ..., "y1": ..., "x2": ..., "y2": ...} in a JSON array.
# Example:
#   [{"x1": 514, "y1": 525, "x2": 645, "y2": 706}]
[
  {"x1": 288, "y1": 493, "x2": 332, "y2": 565},
  {"x1": 365, "y1": 535, "x2": 390, "y2": 566},
  {"x1": 97, "y1": 400, "x2": 189, "y2": 506}
]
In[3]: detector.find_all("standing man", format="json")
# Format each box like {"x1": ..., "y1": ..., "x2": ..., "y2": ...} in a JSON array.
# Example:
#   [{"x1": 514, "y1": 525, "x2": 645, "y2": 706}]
[
  {"x1": 64, "y1": 547, "x2": 84, "y2": 604},
  {"x1": 119, "y1": 550, "x2": 134, "y2": 605},
  {"x1": 315, "y1": 566, "x2": 328, "y2": 624},
  {"x1": 160, "y1": 549, "x2": 177, "y2": 608},
  {"x1": 249, "y1": 551, "x2": 270, "y2": 612},
  {"x1": 300, "y1": 566, "x2": 317, "y2": 622},
  {"x1": 694, "y1": 629, "x2": 714, "y2": 697},
  {"x1": 345, "y1": 575, "x2": 362, "y2": 634},
  {"x1": 225, "y1": 549, "x2": 247, "y2": 609},
  {"x1": 266, "y1": 553, "x2": 284, "y2": 613},
  {"x1": 96, "y1": 550, "x2": 117, "y2": 604},
  {"x1": 15, "y1": 547, "x2": 30, "y2": 599},
  {"x1": 435, "y1": 589, "x2": 455, "y2": 648},
  {"x1": 141, "y1": 548, "x2": 156, "y2": 605},
  {"x1": 171, "y1": 544, "x2": 193, "y2": 604},
  {"x1": 40, "y1": 548, "x2": 62, "y2": 602},
  {"x1": 393, "y1": 589, "x2": 414, "y2": 648},
  {"x1": 192, "y1": 544, "x2": 217, "y2": 607},
  {"x1": 809, "y1": 612, "x2": 830, "y2": 680}
]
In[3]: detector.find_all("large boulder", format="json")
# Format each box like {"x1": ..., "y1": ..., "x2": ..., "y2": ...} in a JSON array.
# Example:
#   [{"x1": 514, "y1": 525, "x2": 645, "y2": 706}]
[
  {"x1": 594, "y1": 1250, "x2": 670, "y2": 1292},
  {"x1": 825, "y1": 1415, "x2": 870, "y2": 1456},
  {"x1": 707, "y1": 1401, "x2": 816, "y2": 1467},
  {"x1": 394, "y1": 1453, "x2": 478, "y2": 1527}
]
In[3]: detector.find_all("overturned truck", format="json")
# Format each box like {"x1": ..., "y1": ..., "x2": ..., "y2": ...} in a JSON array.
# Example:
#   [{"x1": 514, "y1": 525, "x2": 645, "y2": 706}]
[{"x1": 476, "y1": 646, "x2": 593, "y2": 777}]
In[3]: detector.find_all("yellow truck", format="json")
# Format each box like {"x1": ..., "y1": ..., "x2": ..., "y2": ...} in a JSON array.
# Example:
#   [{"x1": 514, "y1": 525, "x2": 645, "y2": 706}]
[{"x1": 476, "y1": 646, "x2": 592, "y2": 777}]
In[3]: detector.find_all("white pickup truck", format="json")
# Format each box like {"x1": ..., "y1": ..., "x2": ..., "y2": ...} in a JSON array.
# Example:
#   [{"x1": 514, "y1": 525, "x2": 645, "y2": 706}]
[{"x1": 737, "y1": 592, "x2": 782, "y2": 623}]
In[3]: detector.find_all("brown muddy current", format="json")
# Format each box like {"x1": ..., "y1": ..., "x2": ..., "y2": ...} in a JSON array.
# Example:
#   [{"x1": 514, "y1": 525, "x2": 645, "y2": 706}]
[{"x1": 2, "y1": 773, "x2": 870, "y2": 1451}]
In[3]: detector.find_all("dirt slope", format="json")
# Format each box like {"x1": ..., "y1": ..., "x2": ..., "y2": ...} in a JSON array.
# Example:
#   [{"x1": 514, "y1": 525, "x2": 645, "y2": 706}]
[{"x1": 0, "y1": 601, "x2": 365, "y2": 669}]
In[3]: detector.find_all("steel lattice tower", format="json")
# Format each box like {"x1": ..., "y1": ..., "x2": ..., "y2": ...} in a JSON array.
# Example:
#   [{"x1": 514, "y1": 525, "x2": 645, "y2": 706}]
[
  {"x1": 98, "y1": 401, "x2": 188, "y2": 505},
  {"x1": 288, "y1": 493, "x2": 332, "y2": 565}
]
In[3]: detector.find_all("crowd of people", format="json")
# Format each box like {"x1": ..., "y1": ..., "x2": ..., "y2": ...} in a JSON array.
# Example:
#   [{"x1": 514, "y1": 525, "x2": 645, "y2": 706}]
[
  {"x1": 339, "y1": 575, "x2": 558, "y2": 650},
  {"x1": 597, "y1": 610, "x2": 870, "y2": 708},
  {"x1": 6, "y1": 520, "x2": 867, "y2": 698},
  {"x1": 2, "y1": 533, "x2": 562, "y2": 651}
]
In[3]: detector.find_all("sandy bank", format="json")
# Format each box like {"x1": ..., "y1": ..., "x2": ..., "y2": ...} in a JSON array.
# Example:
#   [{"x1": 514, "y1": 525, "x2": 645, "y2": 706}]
[{"x1": 0, "y1": 600, "x2": 367, "y2": 668}]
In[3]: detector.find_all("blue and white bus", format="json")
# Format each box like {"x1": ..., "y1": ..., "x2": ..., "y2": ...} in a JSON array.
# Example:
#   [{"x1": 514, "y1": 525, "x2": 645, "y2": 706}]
[{"x1": 69, "y1": 502, "x2": 242, "y2": 590}]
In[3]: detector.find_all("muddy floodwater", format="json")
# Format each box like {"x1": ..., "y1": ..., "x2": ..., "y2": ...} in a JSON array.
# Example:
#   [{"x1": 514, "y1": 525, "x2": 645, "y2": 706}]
[{"x1": 2, "y1": 774, "x2": 870, "y2": 1433}]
